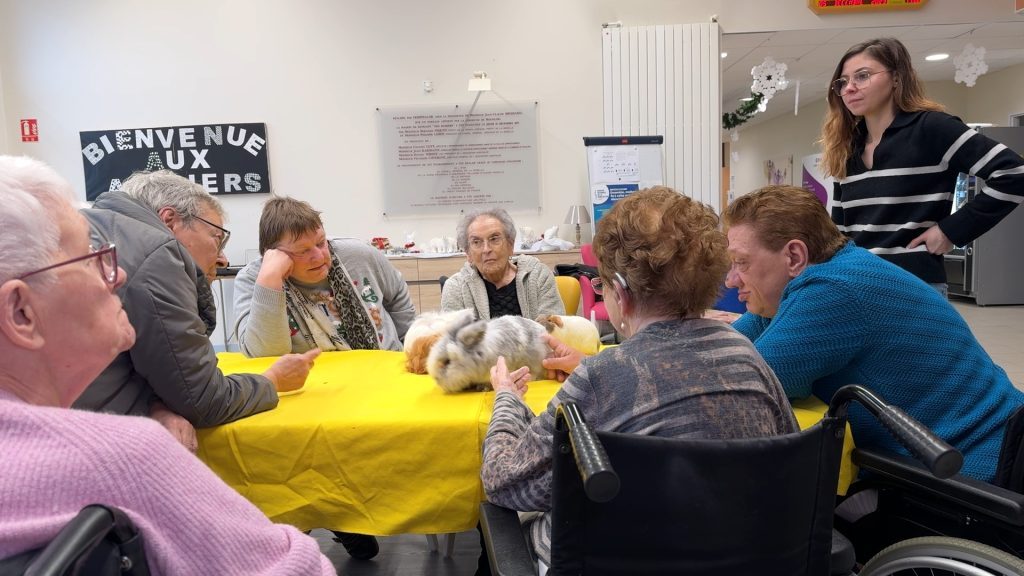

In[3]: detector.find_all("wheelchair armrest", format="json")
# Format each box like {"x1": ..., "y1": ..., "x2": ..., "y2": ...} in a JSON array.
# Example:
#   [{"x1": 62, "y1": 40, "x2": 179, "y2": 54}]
[
  {"x1": 479, "y1": 503, "x2": 537, "y2": 576},
  {"x1": 853, "y1": 448, "x2": 1024, "y2": 526},
  {"x1": 24, "y1": 505, "x2": 116, "y2": 576}
]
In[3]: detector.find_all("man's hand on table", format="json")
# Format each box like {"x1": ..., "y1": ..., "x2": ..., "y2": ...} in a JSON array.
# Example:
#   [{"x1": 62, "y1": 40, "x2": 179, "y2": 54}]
[
  {"x1": 264, "y1": 348, "x2": 322, "y2": 393},
  {"x1": 255, "y1": 248, "x2": 295, "y2": 291},
  {"x1": 491, "y1": 356, "x2": 531, "y2": 399},
  {"x1": 150, "y1": 401, "x2": 198, "y2": 453},
  {"x1": 541, "y1": 333, "x2": 583, "y2": 382}
]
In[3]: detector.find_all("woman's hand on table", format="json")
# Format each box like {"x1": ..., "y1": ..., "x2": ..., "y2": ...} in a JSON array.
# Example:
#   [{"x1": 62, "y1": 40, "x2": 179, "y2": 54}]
[
  {"x1": 490, "y1": 356, "x2": 531, "y2": 399},
  {"x1": 542, "y1": 333, "x2": 583, "y2": 382},
  {"x1": 264, "y1": 348, "x2": 322, "y2": 393}
]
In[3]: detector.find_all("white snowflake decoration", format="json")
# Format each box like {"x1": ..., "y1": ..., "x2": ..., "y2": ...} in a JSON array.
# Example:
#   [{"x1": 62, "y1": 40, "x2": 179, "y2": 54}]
[
  {"x1": 751, "y1": 57, "x2": 789, "y2": 105},
  {"x1": 953, "y1": 43, "x2": 988, "y2": 87}
]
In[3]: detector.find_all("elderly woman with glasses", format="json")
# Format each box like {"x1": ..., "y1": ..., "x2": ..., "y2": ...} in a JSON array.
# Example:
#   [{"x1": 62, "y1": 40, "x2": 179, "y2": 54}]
[
  {"x1": 480, "y1": 187, "x2": 798, "y2": 572},
  {"x1": 0, "y1": 156, "x2": 335, "y2": 574},
  {"x1": 821, "y1": 37, "x2": 1024, "y2": 292},
  {"x1": 441, "y1": 208, "x2": 562, "y2": 320}
]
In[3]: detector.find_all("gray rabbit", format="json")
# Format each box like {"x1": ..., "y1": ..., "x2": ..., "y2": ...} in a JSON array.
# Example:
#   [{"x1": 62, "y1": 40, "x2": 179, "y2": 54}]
[{"x1": 426, "y1": 314, "x2": 548, "y2": 393}]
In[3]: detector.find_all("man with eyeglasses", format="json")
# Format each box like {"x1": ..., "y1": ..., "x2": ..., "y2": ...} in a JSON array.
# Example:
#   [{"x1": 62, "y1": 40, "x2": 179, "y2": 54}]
[{"x1": 75, "y1": 170, "x2": 320, "y2": 452}]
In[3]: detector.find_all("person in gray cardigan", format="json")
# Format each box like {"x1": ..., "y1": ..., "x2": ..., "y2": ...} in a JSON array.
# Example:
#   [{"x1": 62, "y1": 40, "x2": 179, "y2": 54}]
[
  {"x1": 231, "y1": 195, "x2": 415, "y2": 560},
  {"x1": 233, "y1": 197, "x2": 415, "y2": 357},
  {"x1": 76, "y1": 170, "x2": 318, "y2": 451},
  {"x1": 441, "y1": 208, "x2": 562, "y2": 320}
]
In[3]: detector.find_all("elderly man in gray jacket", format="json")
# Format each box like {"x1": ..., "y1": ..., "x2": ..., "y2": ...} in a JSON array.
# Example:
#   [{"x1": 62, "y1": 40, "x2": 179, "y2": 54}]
[{"x1": 75, "y1": 170, "x2": 318, "y2": 452}]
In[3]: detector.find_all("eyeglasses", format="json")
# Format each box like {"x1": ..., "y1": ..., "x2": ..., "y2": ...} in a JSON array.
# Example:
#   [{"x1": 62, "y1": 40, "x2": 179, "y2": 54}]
[
  {"x1": 832, "y1": 69, "x2": 890, "y2": 95},
  {"x1": 17, "y1": 243, "x2": 119, "y2": 286},
  {"x1": 193, "y1": 215, "x2": 231, "y2": 251},
  {"x1": 468, "y1": 234, "x2": 506, "y2": 251},
  {"x1": 591, "y1": 272, "x2": 629, "y2": 296}
]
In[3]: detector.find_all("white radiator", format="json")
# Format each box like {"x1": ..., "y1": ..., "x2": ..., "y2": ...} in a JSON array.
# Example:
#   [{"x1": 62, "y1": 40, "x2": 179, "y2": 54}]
[{"x1": 602, "y1": 23, "x2": 721, "y2": 211}]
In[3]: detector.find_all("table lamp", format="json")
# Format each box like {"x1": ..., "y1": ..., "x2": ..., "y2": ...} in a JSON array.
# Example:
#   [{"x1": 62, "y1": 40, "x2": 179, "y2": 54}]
[{"x1": 563, "y1": 205, "x2": 592, "y2": 247}]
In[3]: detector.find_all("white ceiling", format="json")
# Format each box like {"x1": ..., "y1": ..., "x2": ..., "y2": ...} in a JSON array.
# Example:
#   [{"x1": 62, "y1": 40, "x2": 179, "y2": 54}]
[{"x1": 721, "y1": 21, "x2": 1024, "y2": 129}]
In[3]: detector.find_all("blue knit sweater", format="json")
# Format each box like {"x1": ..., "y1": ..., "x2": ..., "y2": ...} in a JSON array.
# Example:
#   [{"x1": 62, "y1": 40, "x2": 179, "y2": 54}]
[{"x1": 733, "y1": 242, "x2": 1023, "y2": 481}]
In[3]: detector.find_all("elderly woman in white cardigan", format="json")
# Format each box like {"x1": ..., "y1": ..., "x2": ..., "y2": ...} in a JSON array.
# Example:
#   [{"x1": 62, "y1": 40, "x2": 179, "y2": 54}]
[{"x1": 441, "y1": 208, "x2": 562, "y2": 320}]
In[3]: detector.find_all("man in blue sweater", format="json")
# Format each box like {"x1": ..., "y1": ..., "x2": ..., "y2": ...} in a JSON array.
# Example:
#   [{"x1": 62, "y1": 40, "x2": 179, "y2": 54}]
[{"x1": 722, "y1": 185, "x2": 1023, "y2": 482}]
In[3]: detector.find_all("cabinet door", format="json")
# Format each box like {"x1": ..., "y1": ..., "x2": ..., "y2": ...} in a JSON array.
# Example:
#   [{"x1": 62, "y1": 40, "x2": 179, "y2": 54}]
[
  {"x1": 419, "y1": 257, "x2": 467, "y2": 284},
  {"x1": 420, "y1": 284, "x2": 442, "y2": 312},
  {"x1": 390, "y1": 258, "x2": 419, "y2": 282}
]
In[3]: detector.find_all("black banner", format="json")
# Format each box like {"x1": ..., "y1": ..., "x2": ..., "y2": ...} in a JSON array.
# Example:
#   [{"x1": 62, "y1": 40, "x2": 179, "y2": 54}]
[{"x1": 79, "y1": 122, "x2": 271, "y2": 200}]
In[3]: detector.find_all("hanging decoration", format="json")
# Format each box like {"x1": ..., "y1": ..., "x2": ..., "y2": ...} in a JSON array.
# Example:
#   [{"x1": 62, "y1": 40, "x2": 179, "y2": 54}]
[
  {"x1": 722, "y1": 57, "x2": 792, "y2": 130},
  {"x1": 751, "y1": 57, "x2": 789, "y2": 106},
  {"x1": 953, "y1": 43, "x2": 988, "y2": 87},
  {"x1": 723, "y1": 92, "x2": 764, "y2": 130}
]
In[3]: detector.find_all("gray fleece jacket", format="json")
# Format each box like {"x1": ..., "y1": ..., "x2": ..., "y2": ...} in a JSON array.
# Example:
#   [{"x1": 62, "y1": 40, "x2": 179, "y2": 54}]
[
  {"x1": 75, "y1": 191, "x2": 277, "y2": 427},
  {"x1": 440, "y1": 254, "x2": 563, "y2": 320}
]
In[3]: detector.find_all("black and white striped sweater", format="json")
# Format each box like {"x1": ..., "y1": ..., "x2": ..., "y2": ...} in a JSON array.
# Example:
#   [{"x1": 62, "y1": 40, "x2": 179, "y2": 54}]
[{"x1": 832, "y1": 110, "x2": 1024, "y2": 283}]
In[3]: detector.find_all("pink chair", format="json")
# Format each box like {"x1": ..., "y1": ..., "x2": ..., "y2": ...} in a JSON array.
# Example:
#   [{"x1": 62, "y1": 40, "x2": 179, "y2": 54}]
[{"x1": 579, "y1": 244, "x2": 608, "y2": 323}]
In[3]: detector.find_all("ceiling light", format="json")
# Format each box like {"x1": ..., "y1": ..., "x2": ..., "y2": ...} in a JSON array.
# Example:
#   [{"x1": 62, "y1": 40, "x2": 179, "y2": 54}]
[
  {"x1": 740, "y1": 97, "x2": 754, "y2": 102},
  {"x1": 925, "y1": 53, "x2": 950, "y2": 62},
  {"x1": 720, "y1": 51, "x2": 728, "y2": 59}
]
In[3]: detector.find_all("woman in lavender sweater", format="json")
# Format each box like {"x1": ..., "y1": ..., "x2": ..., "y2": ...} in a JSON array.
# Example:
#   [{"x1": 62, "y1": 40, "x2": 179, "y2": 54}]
[{"x1": 0, "y1": 156, "x2": 334, "y2": 575}]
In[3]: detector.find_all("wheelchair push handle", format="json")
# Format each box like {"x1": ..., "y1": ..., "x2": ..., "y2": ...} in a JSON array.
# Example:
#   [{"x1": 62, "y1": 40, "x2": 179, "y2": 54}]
[
  {"x1": 828, "y1": 384, "x2": 963, "y2": 479},
  {"x1": 556, "y1": 403, "x2": 621, "y2": 503}
]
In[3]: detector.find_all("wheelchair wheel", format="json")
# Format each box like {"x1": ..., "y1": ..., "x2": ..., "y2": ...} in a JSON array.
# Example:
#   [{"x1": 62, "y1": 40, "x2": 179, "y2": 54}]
[{"x1": 858, "y1": 536, "x2": 1024, "y2": 575}]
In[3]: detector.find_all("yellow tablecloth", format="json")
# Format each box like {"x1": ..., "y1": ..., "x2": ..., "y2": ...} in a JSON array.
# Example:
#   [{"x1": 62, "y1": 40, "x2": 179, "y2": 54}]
[{"x1": 199, "y1": 351, "x2": 854, "y2": 536}]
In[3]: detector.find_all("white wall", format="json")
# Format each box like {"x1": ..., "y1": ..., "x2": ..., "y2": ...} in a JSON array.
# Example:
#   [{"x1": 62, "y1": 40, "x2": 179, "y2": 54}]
[
  {"x1": 0, "y1": 64, "x2": 7, "y2": 155},
  {"x1": 0, "y1": 0, "x2": 1014, "y2": 264},
  {"x1": 967, "y1": 62, "x2": 1024, "y2": 126},
  {"x1": 729, "y1": 99, "x2": 829, "y2": 200}
]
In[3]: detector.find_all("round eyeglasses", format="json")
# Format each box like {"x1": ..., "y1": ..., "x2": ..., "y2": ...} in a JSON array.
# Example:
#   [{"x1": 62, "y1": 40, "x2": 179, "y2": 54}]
[
  {"x1": 832, "y1": 69, "x2": 890, "y2": 95},
  {"x1": 468, "y1": 234, "x2": 506, "y2": 251},
  {"x1": 17, "y1": 243, "x2": 119, "y2": 286}
]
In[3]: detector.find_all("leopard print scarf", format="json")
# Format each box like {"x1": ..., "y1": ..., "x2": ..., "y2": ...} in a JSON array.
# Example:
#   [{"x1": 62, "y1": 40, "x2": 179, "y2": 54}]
[{"x1": 283, "y1": 246, "x2": 380, "y2": 351}]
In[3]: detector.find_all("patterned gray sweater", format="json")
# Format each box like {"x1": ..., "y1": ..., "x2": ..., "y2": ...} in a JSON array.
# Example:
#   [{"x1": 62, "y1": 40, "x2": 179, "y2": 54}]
[{"x1": 481, "y1": 319, "x2": 798, "y2": 565}]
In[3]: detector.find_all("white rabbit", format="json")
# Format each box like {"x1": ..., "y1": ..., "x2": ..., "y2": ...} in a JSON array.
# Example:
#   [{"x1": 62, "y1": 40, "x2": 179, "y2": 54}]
[
  {"x1": 404, "y1": 309, "x2": 477, "y2": 374},
  {"x1": 426, "y1": 315, "x2": 548, "y2": 393}
]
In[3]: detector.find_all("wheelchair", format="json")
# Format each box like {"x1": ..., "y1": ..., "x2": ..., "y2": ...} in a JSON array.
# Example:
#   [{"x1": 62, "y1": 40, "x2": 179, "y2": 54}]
[
  {"x1": 480, "y1": 384, "x2": 1024, "y2": 575},
  {"x1": 839, "y1": 429, "x2": 1024, "y2": 574},
  {"x1": 0, "y1": 504, "x2": 150, "y2": 576}
]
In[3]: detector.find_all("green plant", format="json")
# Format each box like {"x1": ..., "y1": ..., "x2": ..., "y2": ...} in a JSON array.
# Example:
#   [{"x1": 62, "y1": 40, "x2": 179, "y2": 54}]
[{"x1": 722, "y1": 92, "x2": 764, "y2": 130}]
